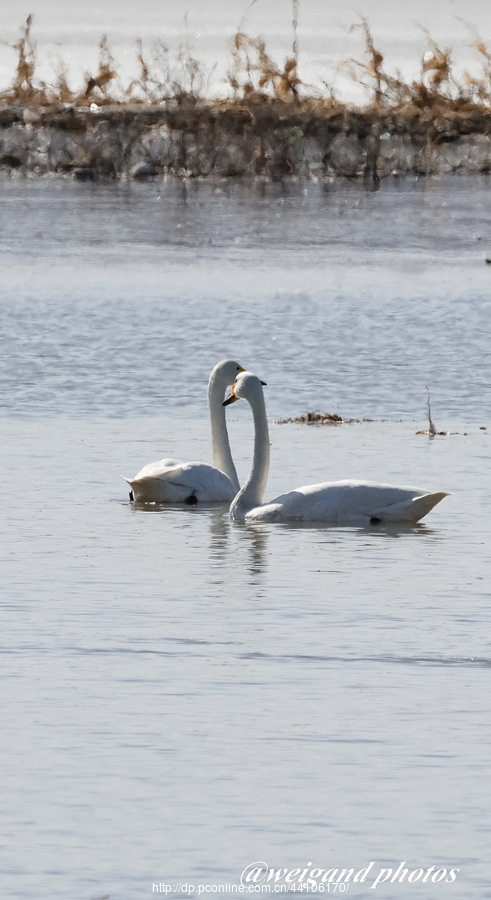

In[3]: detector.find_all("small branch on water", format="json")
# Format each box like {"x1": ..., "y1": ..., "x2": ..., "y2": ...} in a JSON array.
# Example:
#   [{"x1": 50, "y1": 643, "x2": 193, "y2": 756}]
[
  {"x1": 416, "y1": 386, "x2": 448, "y2": 435},
  {"x1": 426, "y1": 384, "x2": 437, "y2": 435}
]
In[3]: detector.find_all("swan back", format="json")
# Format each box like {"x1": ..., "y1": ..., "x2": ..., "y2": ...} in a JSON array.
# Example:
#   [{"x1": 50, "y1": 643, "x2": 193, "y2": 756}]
[{"x1": 244, "y1": 481, "x2": 450, "y2": 525}]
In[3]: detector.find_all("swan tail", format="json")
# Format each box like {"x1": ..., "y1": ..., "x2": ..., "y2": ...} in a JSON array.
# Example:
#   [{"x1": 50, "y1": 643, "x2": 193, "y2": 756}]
[
  {"x1": 371, "y1": 491, "x2": 450, "y2": 524},
  {"x1": 121, "y1": 474, "x2": 176, "y2": 502}
]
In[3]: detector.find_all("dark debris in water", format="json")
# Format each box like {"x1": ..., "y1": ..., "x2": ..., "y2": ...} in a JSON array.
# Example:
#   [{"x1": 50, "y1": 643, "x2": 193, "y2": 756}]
[
  {"x1": 416, "y1": 428, "x2": 469, "y2": 436},
  {"x1": 280, "y1": 411, "x2": 484, "y2": 435},
  {"x1": 277, "y1": 411, "x2": 374, "y2": 425},
  {"x1": 416, "y1": 428, "x2": 450, "y2": 436}
]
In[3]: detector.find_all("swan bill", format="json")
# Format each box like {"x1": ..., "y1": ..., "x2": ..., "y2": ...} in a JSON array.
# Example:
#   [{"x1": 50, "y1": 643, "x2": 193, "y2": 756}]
[
  {"x1": 223, "y1": 389, "x2": 240, "y2": 406},
  {"x1": 223, "y1": 377, "x2": 267, "y2": 406}
]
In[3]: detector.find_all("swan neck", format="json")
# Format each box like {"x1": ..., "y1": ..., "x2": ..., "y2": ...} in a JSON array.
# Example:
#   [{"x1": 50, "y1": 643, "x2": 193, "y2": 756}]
[
  {"x1": 231, "y1": 388, "x2": 270, "y2": 519},
  {"x1": 208, "y1": 371, "x2": 239, "y2": 490}
]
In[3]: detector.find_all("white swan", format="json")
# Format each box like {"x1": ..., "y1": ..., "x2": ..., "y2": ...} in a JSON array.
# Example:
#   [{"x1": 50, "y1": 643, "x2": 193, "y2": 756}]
[
  {"x1": 223, "y1": 372, "x2": 450, "y2": 525},
  {"x1": 124, "y1": 359, "x2": 244, "y2": 503}
]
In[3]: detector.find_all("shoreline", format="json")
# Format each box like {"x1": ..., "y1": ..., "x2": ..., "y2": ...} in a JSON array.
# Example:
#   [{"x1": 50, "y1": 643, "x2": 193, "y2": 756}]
[
  {"x1": 1, "y1": 100, "x2": 491, "y2": 182},
  {"x1": 2, "y1": 15, "x2": 491, "y2": 183}
]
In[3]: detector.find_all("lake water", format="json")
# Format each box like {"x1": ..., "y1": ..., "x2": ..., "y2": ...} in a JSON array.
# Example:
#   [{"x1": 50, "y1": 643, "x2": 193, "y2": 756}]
[{"x1": 1, "y1": 175, "x2": 490, "y2": 900}]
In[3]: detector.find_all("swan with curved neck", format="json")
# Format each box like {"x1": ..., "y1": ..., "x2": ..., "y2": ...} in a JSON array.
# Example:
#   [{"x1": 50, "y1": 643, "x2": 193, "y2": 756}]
[
  {"x1": 224, "y1": 372, "x2": 450, "y2": 525},
  {"x1": 124, "y1": 359, "x2": 244, "y2": 503}
]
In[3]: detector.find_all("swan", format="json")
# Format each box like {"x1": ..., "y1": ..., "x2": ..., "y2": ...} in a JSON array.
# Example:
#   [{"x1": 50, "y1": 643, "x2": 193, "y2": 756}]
[
  {"x1": 124, "y1": 359, "x2": 245, "y2": 503},
  {"x1": 223, "y1": 372, "x2": 450, "y2": 525}
]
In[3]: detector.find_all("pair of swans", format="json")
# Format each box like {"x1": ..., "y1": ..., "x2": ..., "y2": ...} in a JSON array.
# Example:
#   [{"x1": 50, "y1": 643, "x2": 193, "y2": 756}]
[{"x1": 126, "y1": 364, "x2": 448, "y2": 525}]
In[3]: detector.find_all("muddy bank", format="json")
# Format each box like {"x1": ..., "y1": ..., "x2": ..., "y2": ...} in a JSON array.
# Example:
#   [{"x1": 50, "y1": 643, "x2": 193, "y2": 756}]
[{"x1": 1, "y1": 101, "x2": 491, "y2": 181}]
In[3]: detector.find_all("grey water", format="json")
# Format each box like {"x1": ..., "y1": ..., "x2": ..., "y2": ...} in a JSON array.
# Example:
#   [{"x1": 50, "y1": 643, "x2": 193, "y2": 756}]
[{"x1": 1, "y1": 175, "x2": 490, "y2": 900}]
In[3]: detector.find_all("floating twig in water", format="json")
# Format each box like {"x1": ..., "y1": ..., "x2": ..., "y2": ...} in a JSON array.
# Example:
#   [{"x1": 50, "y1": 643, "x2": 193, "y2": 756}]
[{"x1": 416, "y1": 386, "x2": 448, "y2": 435}]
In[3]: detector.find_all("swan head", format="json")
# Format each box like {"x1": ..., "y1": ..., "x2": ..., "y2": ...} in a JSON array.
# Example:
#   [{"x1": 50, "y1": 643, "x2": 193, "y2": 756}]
[
  {"x1": 211, "y1": 359, "x2": 246, "y2": 387},
  {"x1": 223, "y1": 371, "x2": 266, "y2": 406}
]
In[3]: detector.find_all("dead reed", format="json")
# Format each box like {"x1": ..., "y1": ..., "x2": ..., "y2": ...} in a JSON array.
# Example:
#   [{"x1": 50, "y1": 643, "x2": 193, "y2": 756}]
[{"x1": 2, "y1": 13, "x2": 491, "y2": 113}]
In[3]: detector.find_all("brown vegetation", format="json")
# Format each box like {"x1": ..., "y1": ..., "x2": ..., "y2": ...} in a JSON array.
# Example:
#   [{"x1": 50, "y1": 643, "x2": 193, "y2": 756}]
[{"x1": 1, "y1": 15, "x2": 491, "y2": 180}]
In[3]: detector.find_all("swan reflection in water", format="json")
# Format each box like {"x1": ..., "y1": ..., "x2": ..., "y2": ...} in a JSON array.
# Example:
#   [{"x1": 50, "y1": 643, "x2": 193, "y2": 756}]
[
  {"x1": 128, "y1": 499, "x2": 270, "y2": 582},
  {"x1": 128, "y1": 494, "x2": 443, "y2": 603}
]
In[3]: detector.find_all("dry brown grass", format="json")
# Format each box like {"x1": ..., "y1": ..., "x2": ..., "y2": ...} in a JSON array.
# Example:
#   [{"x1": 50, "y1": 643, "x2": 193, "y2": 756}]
[
  {"x1": 346, "y1": 16, "x2": 491, "y2": 119},
  {"x1": 228, "y1": 32, "x2": 300, "y2": 102},
  {"x1": 460, "y1": 21, "x2": 491, "y2": 103},
  {"x1": 0, "y1": 19, "x2": 119, "y2": 106},
  {"x1": 1, "y1": 15, "x2": 43, "y2": 103},
  {"x1": 2, "y1": 13, "x2": 491, "y2": 118},
  {"x1": 82, "y1": 36, "x2": 118, "y2": 103}
]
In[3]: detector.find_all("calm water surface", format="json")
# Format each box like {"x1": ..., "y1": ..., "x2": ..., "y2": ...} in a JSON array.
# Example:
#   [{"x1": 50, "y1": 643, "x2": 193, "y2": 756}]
[{"x1": 0, "y1": 176, "x2": 490, "y2": 899}]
